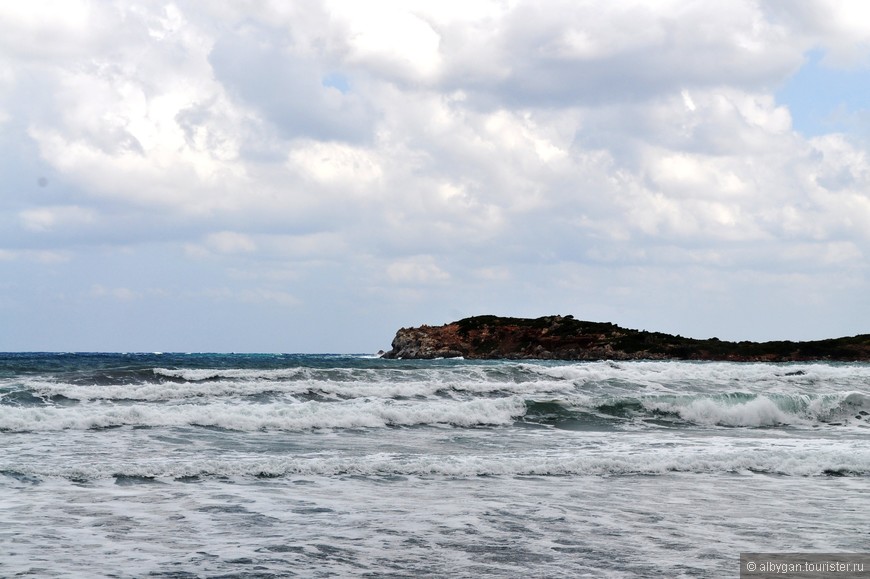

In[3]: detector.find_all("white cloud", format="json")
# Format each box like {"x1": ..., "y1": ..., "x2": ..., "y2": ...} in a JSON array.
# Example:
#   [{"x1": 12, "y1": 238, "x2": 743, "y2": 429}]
[
  {"x1": 90, "y1": 284, "x2": 138, "y2": 301},
  {"x1": 0, "y1": 249, "x2": 71, "y2": 263},
  {"x1": 260, "y1": 233, "x2": 348, "y2": 259},
  {"x1": 288, "y1": 141, "x2": 383, "y2": 187},
  {"x1": 331, "y1": 0, "x2": 443, "y2": 81},
  {"x1": 239, "y1": 288, "x2": 300, "y2": 307},
  {"x1": 474, "y1": 266, "x2": 512, "y2": 281},
  {"x1": 197, "y1": 286, "x2": 300, "y2": 307},
  {"x1": 764, "y1": 0, "x2": 870, "y2": 67},
  {"x1": 681, "y1": 89, "x2": 697, "y2": 112},
  {"x1": 185, "y1": 231, "x2": 257, "y2": 259},
  {"x1": 3, "y1": 0, "x2": 870, "y2": 349},
  {"x1": 19, "y1": 205, "x2": 97, "y2": 232},
  {"x1": 387, "y1": 256, "x2": 451, "y2": 284},
  {"x1": 0, "y1": 1, "x2": 102, "y2": 61},
  {"x1": 205, "y1": 232, "x2": 257, "y2": 254}
]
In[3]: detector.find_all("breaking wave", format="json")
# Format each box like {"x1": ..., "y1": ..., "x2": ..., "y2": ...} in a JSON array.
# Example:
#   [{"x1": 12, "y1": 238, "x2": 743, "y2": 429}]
[
  {"x1": 529, "y1": 391, "x2": 870, "y2": 428},
  {"x1": 0, "y1": 397, "x2": 526, "y2": 432}
]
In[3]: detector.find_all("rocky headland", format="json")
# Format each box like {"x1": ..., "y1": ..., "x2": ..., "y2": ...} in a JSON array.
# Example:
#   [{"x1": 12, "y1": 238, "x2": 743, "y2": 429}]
[{"x1": 381, "y1": 315, "x2": 870, "y2": 362}]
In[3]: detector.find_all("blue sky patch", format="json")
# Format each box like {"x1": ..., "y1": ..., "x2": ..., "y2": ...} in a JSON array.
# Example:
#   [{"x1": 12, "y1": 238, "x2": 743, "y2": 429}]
[
  {"x1": 322, "y1": 72, "x2": 351, "y2": 93},
  {"x1": 777, "y1": 48, "x2": 870, "y2": 137}
]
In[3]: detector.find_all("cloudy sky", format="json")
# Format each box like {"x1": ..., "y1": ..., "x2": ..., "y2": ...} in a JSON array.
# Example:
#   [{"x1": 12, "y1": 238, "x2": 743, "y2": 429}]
[{"x1": 2, "y1": 0, "x2": 869, "y2": 352}]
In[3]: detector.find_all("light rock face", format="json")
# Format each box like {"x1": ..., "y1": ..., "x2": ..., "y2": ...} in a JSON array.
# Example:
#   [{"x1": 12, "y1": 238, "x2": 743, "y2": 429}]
[
  {"x1": 381, "y1": 315, "x2": 870, "y2": 361},
  {"x1": 383, "y1": 324, "x2": 467, "y2": 360}
]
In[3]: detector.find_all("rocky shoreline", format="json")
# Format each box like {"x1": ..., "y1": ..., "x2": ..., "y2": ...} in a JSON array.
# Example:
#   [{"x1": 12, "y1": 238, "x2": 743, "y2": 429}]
[{"x1": 381, "y1": 315, "x2": 870, "y2": 362}]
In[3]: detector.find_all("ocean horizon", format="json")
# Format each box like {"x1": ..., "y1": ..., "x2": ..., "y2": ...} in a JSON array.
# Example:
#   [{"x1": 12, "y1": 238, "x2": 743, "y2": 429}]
[{"x1": 2, "y1": 352, "x2": 868, "y2": 577}]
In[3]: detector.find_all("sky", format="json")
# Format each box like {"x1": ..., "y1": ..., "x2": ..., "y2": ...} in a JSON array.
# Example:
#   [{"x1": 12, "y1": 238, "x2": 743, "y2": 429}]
[{"x1": 1, "y1": 0, "x2": 870, "y2": 352}]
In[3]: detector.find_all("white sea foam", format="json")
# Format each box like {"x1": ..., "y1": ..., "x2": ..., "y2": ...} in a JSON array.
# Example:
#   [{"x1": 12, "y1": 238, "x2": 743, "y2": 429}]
[
  {"x1": 525, "y1": 361, "x2": 870, "y2": 395},
  {"x1": 17, "y1": 381, "x2": 870, "y2": 430},
  {"x1": 24, "y1": 375, "x2": 574, "y2": 402},
  {"x1": 636, "y1": 391, "x2": 870, "y2": 427},
  {"x1": 5, "y1": 445, "x2": 869, "y2": 480},
  {"x1": 4, "y1": 355, "x2": 870, "y2": 579},
  {"x1": 646, "y1": 396, "x2": 800, "y2": 426},
  {"x1": 36, "y1": 361, "x2": 864, "y2": 405},
  {"x1": 0, "y1": 396, "x2": 528, "y2": 432}
]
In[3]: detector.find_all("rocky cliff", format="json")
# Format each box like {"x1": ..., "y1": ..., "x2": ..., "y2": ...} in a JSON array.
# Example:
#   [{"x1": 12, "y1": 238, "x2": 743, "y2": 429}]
[{"x1": 381, "y1": 315, "x2": 870, "y2": 361}]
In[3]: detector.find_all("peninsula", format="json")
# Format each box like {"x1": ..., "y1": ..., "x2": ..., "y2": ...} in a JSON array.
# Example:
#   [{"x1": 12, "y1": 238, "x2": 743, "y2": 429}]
[{"x1": 381, "y1": 315, "x2": 870, "y2": 362}]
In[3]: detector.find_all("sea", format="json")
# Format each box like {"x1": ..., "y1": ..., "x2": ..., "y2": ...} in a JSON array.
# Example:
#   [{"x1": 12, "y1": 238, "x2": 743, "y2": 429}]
[{"x1": 1, "y1": 353, "x2": 869, "y2": 578}]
